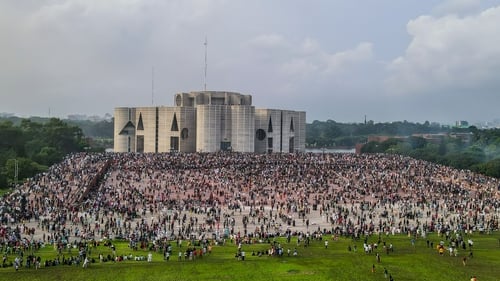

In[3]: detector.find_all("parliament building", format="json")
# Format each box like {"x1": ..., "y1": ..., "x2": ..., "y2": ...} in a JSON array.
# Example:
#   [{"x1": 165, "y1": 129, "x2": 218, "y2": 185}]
[{"x1": 114, "y1": 91, "x2": 306, "y2": 153}]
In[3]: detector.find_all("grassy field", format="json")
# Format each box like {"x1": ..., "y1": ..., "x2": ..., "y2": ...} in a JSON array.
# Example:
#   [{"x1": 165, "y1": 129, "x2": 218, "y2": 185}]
[{"x1": 1, "y1": 233, "x2": 499, "y2": 281}]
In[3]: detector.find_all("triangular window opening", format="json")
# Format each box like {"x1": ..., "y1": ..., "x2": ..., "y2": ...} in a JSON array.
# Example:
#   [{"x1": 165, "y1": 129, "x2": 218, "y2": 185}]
[
  {"x1": 171, "y1": 113, "x2": 179, "y2": 131},
  {"x1": 119, "y1": 121, "x2": 135, "y2": 135},
  {"x1": 268, "y1": 116, "x2": 273, "y2": 132},
  {"x1": 137, "y1": 113, "x2": 144, "y2": 130},
  {"x1": 290, "y1": 117, "x2": 294, "y2": 132}
]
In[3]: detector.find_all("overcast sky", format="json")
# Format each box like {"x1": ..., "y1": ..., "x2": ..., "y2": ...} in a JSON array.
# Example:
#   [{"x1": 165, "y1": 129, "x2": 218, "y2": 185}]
[{"x1": 1, "y1": 0, "x2": 499, "y2": 124}]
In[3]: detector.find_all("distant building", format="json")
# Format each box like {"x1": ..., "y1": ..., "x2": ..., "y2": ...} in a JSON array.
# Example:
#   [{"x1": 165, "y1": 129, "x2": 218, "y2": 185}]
[
  {"x1": 0, "y1": 112, "x2": 15, "y2": 118},
  {"x1": 455, "y1": 120, "x2": 469, "y2": 128},
  {"x1": 67, "y1": 114, "x2": 113, "y2": 122},
  {"x1": 411, "y1": 133, "x2": 446, "y2": 144},
  {"x1": 114, "y1": 91, "x2": 306, "y2": 153},
  {"x1": 366, "y1": 135, "x2": 408, "y2": 143},
  {"x1": 67, "y1": 114, "x2": 89, "y2": 121},
  {"x1": 449, "y1": 132, "x2": 473, "y2": 144}
]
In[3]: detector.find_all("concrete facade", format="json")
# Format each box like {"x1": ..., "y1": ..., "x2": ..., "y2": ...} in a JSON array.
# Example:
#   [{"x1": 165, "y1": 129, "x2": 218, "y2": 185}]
[{"x1": 114, "y1": 91, "x2": 305, "y2": 153}]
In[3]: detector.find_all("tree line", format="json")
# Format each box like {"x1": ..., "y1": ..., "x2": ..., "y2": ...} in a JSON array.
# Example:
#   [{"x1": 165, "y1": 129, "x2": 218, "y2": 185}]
[
  {"x1": 306, "y1": 120, "x2": 500, "y2": 178},
  {"x1": 0, "y1": 118, "x2": 87, "y2": 188},
  {"x1": 306, "y1": 119, "x2": 446, "y2": 148},
  {"x1": 359, "y1": 128, "x2": 500, "y2": 178}
]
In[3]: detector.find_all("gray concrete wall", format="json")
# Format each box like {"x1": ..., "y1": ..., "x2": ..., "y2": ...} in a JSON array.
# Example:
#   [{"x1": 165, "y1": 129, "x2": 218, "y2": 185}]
[{"x1": 114, "y1": 92, "x2": 305, "y2": 153}]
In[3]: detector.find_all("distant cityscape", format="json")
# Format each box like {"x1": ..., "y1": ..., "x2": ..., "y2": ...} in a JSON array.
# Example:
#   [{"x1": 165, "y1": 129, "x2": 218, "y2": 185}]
[
  {"x1": 453, "y1": 119, "x2": 500, "y2": 129},
  {"x1": 0, "y1": 112, "x2": 113, "y2": 122},
  {"x1": 1, "y1": 112, "x2": 499, "y2": 129}
]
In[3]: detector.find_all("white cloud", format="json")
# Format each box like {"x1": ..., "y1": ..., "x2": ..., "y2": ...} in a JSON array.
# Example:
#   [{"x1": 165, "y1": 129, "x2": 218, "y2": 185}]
[
  {"x1": 323, "y1": 42, "x2": 373, "y2": 74},
  {"x1": 280, "y1": 57, "x2": 319, "y2": 77},
  {"x1": 248, "y1": 34, "x2": 288, "y2": 49},
  {"x1": 385, "y1": 6, "x2": 500, "y2": 97},
  {"x1": 243, "y1": 34, "x2": 374, "y2": 80},
  {"x1": 300, "y1": 38, "x2": 321, "y2": 54}
]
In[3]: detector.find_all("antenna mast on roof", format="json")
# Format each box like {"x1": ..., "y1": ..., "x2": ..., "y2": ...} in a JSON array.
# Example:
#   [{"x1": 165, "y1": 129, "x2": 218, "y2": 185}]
[
  {"x1": 204, "y1": 36, "x2": 208, "y2": 91},
  {"x1": 152, "y1": 66, "x2": 155, "y2": 105}
]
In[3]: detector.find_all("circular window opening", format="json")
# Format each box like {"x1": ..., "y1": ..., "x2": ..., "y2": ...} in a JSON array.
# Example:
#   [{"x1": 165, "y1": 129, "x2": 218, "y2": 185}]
[
  {"x1": 256, "y1": 129, "x2": 266, "y2": 141},
  {"x1": 175, "y1": 95, "x2": 182, "y2": 106}
]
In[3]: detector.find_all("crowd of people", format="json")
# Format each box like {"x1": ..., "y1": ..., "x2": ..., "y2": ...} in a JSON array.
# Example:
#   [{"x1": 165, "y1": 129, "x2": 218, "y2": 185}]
[{"x1": 1, "y1": 152, "x2": 499, "y2": 270}]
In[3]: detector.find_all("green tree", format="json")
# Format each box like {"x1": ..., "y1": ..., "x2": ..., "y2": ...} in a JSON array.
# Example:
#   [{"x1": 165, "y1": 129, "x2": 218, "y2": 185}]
[
  {"x1": 43, "y1": 118, "x2": 85, "y2": 155},
  {"x1": 474, "y1": 158, "x2": 500, "y2": 178},
  {"x1": 0, "y1": 117, "x2": 86, "y2": 188},
  {"x1": 409, "y1": 136, "x2": 427, "y2": 149},
  {"x1": 0, "y1": 121, "x2": 25, "y2": 155},
  {"x1": 34, "y1": 146, "x2": 62, "y2": 166},
  {"x1": 4, "y1": 158, "x2": 46, "y2": 186},
  {"x1": 391, "y1": 141, "x2": 412, "y2": 155},
  {"x1": 409, "y1": 144, "x2": 441, "y2": 163}
]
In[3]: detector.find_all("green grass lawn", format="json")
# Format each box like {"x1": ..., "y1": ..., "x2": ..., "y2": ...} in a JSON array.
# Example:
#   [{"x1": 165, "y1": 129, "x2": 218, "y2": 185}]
[{"x1": 1, "y1": 233, "x2": 499, "y2": 281}]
